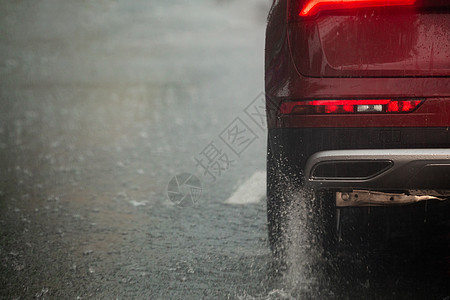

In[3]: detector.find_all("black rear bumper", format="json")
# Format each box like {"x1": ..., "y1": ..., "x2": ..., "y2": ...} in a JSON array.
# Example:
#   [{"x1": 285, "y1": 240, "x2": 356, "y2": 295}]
[{"x1": 268, "y1": 127, "x2": 450, "y2": 191}]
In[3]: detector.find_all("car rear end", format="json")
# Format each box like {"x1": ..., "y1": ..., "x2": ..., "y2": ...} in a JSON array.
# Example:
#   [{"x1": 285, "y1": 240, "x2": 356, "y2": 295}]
[{"x1": 265, "y1": 0, "x2": 450, "y2": 255}]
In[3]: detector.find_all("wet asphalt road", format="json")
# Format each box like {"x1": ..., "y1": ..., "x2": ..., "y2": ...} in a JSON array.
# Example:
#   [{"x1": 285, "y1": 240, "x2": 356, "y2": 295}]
[{"x1": 0, "y1": 0, "x2": 448, "y2": 299}]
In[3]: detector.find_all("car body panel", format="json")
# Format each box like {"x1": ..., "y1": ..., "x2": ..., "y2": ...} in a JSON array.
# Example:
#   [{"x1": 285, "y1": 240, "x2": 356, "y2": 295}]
[
  {"x1": 265, "y1": 1, "x2": 450, "y2": 188},
  {"x1": 288, "y1": 13, "x2": 450, "y2": 77}
]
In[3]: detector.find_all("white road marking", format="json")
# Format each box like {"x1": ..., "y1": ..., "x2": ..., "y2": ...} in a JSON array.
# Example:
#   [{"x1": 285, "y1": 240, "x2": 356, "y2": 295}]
[
  {"x1": 225, "y1": 171, "x2": 266, "y2": 205},
  {"x1": 130, "y1": 200, "x2": 148, "y2": 207}
]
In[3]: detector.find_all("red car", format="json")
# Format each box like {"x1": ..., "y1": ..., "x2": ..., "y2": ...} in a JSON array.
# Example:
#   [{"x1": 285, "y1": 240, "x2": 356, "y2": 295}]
[{"x1": 265, "y1": 0, "x2": 450, "y2": 257}]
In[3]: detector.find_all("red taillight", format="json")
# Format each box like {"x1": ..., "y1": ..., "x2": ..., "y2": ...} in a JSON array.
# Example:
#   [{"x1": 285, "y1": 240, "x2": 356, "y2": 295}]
[
  {"x1": 299, "y1": 0, "x2": 416, "y2": 17},
  {"x1": 280, "y1": 99, "x2": 423, "y2": 114}
]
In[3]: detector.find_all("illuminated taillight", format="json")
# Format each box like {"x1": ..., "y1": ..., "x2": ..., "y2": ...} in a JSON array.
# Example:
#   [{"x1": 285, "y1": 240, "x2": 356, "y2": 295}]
[
  {"x1": 298, "y1": 0, "x2": 416, "y2": 17},
  {"x1": 280, "y1": 99, "x2": 423, "y2": 114}
]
